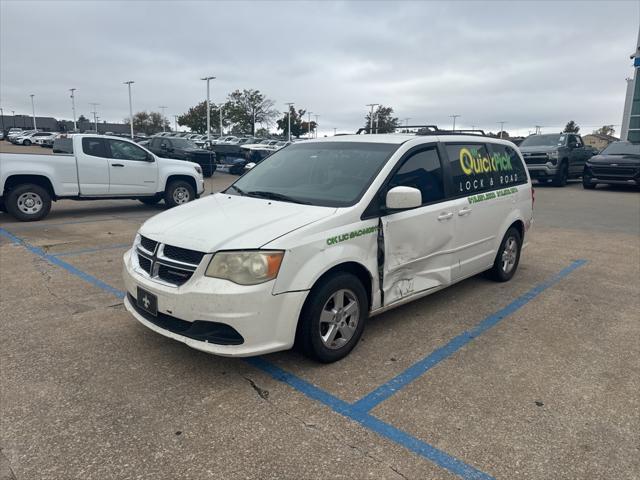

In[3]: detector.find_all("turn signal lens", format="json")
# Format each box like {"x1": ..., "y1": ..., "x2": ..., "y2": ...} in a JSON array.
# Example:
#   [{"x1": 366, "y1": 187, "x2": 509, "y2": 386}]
[{"x1": 205, "y1": 251, "x2": 284, "y2": 285}]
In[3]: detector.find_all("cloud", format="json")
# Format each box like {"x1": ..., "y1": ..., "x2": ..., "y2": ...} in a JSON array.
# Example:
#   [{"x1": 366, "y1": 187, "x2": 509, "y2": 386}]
[{"x1": 1, "y1": 0, "x2": 637, "y2": 136}]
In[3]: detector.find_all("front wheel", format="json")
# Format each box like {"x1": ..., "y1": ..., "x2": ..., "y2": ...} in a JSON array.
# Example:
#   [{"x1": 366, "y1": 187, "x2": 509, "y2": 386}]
[
  {"x1": 296, "y1": 272, "x2": 367, "y2": 363},
  {"x1": 23, "y1": 140, "x2": 32, "y2": 146},
  {"x1": 164, "y1": 180, "x2": 195, "y2": 208},
  {"x1": 552, "y1": 162, "x2": 568, "y2": 187},
  {"x1": 486, "y1": 227, "x2": 522, "y2": 282},
  {"x1": 6, "y1": 183, "x2": 52, "y2": 221}
]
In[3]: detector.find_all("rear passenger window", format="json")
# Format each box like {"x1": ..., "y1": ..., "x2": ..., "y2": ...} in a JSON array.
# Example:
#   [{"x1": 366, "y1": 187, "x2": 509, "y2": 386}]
[
  {"x1": 446, "y1": 144, "x2": 496, "y2": 195},
  {"x1": 82, "y1": 138, "x2": 108, "y2": 158},
  {"x1": 488, "y1": 144, "x2": 528, "y2": 188},
  {"x1": 388, "y1": 148, "x2": 444, "y2": 204}
]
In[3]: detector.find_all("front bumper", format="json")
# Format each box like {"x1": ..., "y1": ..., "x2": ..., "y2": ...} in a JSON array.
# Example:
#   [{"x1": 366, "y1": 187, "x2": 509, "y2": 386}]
[
  {"x1": 122, "y1": 249, "x2": 308, "y2": 356},
  {"x1": 526, "y1": 164, "x2": 558, "y2": 178},
  {"x1": 584, "y1": 164, "x2": 640, "y2": 186}
]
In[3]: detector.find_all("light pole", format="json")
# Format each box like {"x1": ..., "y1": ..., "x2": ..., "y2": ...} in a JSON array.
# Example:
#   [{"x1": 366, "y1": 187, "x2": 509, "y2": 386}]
[
  {"x1": 173, "y1": 115, "x2": 179, "y2": 132},
  {"x1": 403, "y1": 117, "x2": 410, "y2": 127},
  {"x1": 498, "y1": 121, "x2": 507, "y2": 138},
  {"x1": 89, "y1": 102, "x2": 99, "y2": 133},
  {"x1": 0, "y1": 107, "x2": 4, "y2": 131},
  {"x1": 284, "y1": 102, "x2": 294, "y2": 141},
  {"x1": 30, "y1": 94, "x2": 37, "y2": 130},
  {"x1": 450, "y1": 114, "x2": 460, "y2": 132},
  {"x1": 158, "y1": 106, "x2": 168, "y2": 132},
  {"x1": 375, "y1": 110, "x2": 379, "y2": 134},
  {"x1": 307, "y1": 111, "x2": 313, "y2": 139},
  {"x1": 200, "y1": 76, "x2": 215, "y2": 140},
  {"x1": 11, "y1": 110, "x2": 15, "y2": 128},
  {"x1": 314, "y1": 114, "x2": 319, "y2": 138},
  {"x1": 252, "y1": 108, "x2": 256, "y2": 136},
  {"x1": 333, "y1": 127, "x2": 337, "y2": 136},
  {"x1": 124, "y1": 81, "x2": 135, "y2": 138},
  {"x1": 219, "y1": 105, "x2": 223, "y2": 137},
  {"x1": 69, "y1": 88, "x2": 77, "y2": 132},
  {"x1": 366, "y1": 103, "x2": 378, "y2": 134}
]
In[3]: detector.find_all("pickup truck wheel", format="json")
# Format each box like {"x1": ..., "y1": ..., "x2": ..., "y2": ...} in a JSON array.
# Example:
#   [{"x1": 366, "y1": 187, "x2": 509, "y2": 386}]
[
  {"x1": 552, "y1": 162, "x2": 568, "y2": 187},
  {"x1": 486, "y1": 227, "x2": 522, "y2": 282},
  {"x1": 164, "y1": 180, "x2": 195, "y2": 208},
  {"x1": 296, "y1": 272, "x2": 367, "y2": 363},
  {"x1": 6, "y1": 184, "x2": 52, "y2": 221}
]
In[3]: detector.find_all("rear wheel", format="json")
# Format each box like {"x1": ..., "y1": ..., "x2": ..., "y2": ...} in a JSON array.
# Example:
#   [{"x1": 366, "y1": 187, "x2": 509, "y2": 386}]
[
  {"x1": 6, "y1": 183, "x2": 52, "y2": 221},
  {"x1": 296, "y1": 272, "x2": 367, "y2": 363},
  {"x1": 164, "y1": 180, "x2": 195, "y2": 208},
  {"x1": 552, "y1": 162, "x2": 568, "y2": 187},
  {"x1": 486, "y1": 227, "x2": 522, "y2": 282}
]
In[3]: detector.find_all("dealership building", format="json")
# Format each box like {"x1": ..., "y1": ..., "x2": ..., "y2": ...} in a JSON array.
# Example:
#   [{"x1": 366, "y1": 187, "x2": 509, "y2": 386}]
[{"x1": 621, "y1": 27, "x2": 640, "y2": 142}]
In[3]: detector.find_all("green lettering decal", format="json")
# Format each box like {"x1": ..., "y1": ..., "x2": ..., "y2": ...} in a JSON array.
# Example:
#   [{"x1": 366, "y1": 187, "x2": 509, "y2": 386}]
[{"x1": 326, "y1": 225, "x2": 379, "y2": 247}]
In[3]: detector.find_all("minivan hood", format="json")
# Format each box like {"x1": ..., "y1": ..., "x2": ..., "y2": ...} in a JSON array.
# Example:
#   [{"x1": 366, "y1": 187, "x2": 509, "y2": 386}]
[
  {"x1": 519, "y1": 145, "x2": 559, "y2": 154},
  {"x1": 139, "y1": 193, "x2": 337, "y2": 252}
]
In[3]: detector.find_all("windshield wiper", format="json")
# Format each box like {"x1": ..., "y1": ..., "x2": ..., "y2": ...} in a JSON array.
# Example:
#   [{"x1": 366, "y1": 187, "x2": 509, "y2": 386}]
[
  {"x1": 226, "y1": 184, "x2": 246, "y2": 196},
  {"x1": 246, "y1": 190, "x2": 310, "y2": 204}
]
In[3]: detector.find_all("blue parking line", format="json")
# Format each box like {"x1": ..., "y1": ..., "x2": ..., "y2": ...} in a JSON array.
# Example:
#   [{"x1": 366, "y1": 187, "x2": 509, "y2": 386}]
[
  {"x1": 246, "y1": 357, "x2": 494, "y2": 480},
  {"x1": 0, "y1": 227, "x2": 126, "y2": 299},
  {"x1": 52, "y1": 243, "x2": 131, "y2": 257},
  {"x1": 351, "y1": 259, "x2": 587, "y2": 413}
]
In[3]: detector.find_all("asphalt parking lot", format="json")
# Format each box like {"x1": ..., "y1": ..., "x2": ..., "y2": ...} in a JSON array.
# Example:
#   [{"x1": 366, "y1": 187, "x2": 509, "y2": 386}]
[{"x1": 1, "y1": 150, "x2": 639, "y2": 479}]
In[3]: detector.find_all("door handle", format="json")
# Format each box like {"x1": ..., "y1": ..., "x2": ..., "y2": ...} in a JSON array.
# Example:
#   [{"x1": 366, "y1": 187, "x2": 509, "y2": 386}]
[
  {"x1": 458, "y1": 207, "x2": 472, "y2": 216},
  {"x1": 111, "y1": 163, "x2": 125, "y2": 167},
  {"x1": 437, "y1": 212, "x2": 453, "y2": 221}
]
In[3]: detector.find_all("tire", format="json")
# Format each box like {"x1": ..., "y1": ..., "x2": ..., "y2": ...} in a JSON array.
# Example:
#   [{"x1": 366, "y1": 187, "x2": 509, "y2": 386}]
[
  {"x1": 486, "y1": 227, "x2": 522, "y2": 282},
  {"x1": 6, "y1": 183, "x2": 52, "y2": 221},
  {"x1": 582, "y1": 173, "x2": 596, "y2": 190},
  {"x1": 552, "y1": 162, "x2": 568, "y2": 187},
  {"x1": 139, "y1": 195, "x2": 162, "y2": 205},
  {"x1": 23, "y1": 140, "x2": 31, "y2": 146},
  {"x1": 202, "y1": 164, "x2": 215, "y2": 178},
  {"x1": 296, "y1": 272, "x2": 368, "y2": 363},
  {"x1": 164, "y1": 180, "x2": 195, "y2": 208},
  {"x1": 537, "y1": 178, "x2": 549, "y2": 184}
]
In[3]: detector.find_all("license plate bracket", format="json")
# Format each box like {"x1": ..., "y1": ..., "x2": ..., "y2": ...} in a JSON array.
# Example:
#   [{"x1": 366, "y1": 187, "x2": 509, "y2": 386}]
[{"x1": 136, "y1": 287, "x2": 158, "y2": 316}]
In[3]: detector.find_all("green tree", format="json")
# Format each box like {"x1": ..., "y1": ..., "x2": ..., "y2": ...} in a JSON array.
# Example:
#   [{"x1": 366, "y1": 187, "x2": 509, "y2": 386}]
[
  {"x1": 593, "y1": 125, "x2": 615, "y2": 136},
  {"x1": 563, "y1": 120, "x2": 580, "y2": 133},
  {"x1": 124, "y1": 111, "x2": 170, "y2": 135},
  {"x1": 363, "y1": 105, "x2": 399, "y2": 133},
  {"x1": 223, "y1": 89, "x2": 278, "y2": 135},
  {"x1": 177, "y1": 101, "x2": 225, "y2": 134},
  {"x1": 276, "y1": 106, "x2": 313, "y2": 138}
]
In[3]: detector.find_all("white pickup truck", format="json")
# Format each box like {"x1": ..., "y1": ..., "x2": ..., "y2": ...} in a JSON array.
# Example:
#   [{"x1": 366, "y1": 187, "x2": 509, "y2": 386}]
[{"x1": 0, "y1": 134, "x2": 205, "y2": 221}]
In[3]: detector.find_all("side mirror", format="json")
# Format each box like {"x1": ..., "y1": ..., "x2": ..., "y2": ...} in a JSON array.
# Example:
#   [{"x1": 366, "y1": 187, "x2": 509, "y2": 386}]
[
  {"x1": 385, "y1": 186, "x2": 422, "y2": 210},
  {"x1": 146, "y1": 153, "x2": 155, "y2": 162}
]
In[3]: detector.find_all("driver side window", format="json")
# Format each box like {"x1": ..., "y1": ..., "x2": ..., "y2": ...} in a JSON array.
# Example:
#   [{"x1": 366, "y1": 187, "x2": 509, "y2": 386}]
[
  {"x1": 108, "y1": 139, "x2": 148, "y2": 161},
  {"x1": 388, "y1": 148, "x2": 444, "y2": 204}
]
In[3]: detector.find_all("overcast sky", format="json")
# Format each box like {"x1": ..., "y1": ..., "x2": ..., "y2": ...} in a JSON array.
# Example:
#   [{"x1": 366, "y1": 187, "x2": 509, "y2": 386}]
[{"x1": 1, "y1": 0, "x2": 638, "y2": 136}]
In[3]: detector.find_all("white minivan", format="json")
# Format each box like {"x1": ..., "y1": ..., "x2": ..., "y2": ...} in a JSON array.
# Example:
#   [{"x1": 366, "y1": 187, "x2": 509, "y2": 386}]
[{"x1": 123, "y1": 132, "x2": 533, "y2": 362}]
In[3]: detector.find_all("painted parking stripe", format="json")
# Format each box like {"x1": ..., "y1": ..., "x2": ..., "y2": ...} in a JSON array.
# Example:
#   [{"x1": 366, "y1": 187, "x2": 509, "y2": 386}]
[
  {"x1": 52, "y1": 243, "x2": 131, "y2": 257},
  {"x1": 351, "y1": 259, "x2": 588, "y2": 413},
  {"x1": 246, "y1": 357, "x2": 494, "y2": 480},
  {"x1": 0, "y1": 227, "x2": 126, "y2": 299}
]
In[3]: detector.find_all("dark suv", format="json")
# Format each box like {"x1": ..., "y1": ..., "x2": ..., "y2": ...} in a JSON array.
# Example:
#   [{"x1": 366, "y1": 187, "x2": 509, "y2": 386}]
[
  {"x1": 147, "y1": 136, "x2": 216, "y2": 177},
  {"x1": 519, "y1": 133, "x2": 594, "y2": 186},
  {"x1": 583, "y1": 141, "x2": 640, "y2": 189}
]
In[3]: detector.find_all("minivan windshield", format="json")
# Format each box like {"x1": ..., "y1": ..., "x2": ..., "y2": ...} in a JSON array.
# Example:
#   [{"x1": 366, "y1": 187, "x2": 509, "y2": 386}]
[
  {"x1": 228, "y1": 142, "x2": 398, "y2": 207},
  {"x1": 520, "y1": 134, "x2": 564, "y2": 147},
  {"x1": 601, "y1": 142, "x2": 640, "y2": 156}
]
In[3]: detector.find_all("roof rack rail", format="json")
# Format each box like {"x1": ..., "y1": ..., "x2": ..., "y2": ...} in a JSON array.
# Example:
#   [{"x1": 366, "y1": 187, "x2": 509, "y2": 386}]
[{"x1": 355, "y1": 125, "x2": 487, "y2": 136}]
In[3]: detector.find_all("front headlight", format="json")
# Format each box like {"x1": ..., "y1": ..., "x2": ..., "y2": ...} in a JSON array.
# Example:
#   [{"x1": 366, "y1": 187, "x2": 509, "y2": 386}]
[{"x1": 205, "y1": 251, "x2": 284, "y2": 285}]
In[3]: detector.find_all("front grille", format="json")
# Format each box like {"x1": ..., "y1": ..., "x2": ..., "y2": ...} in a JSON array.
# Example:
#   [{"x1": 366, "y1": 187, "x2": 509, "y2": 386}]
[
  {"x1": 157, "y1": 264, "x2": 195, "y2": 284},
  {"x1": 138, "y1": 254, "x2": 152, "y2": 274},
  {"x1": 135, "y1": 240, "x2": 206, "y2": 287},
  {"x1": 592, "y1": 166, "x2": 639, "y2": 178},
  {"x1": 163, "y1": 245, "x2": 205, "y2": 265},
  {"x1": 523, "y1": 153, "x2": 549, "y2": 165},
  {"x1": 140, "y1": 235, "x2": 158, "y2": 253}
]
